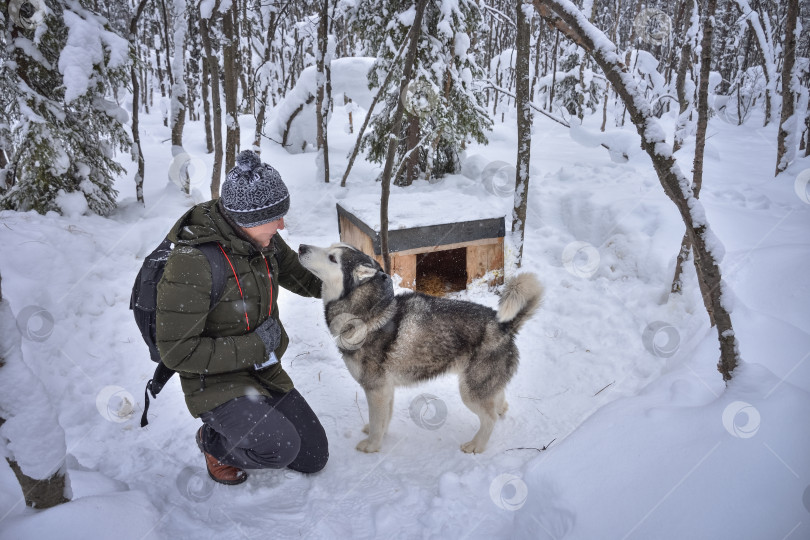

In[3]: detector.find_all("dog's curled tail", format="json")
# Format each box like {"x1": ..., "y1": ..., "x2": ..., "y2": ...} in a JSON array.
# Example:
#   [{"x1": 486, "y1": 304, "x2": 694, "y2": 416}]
[{"x1": 497, "y1": 273, "x2": 543, "y2": 334}]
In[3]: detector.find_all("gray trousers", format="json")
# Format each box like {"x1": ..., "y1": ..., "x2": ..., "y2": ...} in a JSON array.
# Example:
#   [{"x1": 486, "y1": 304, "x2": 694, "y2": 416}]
[{"x1": 198, "y1": 389, "x2": 328, "y2": 473}]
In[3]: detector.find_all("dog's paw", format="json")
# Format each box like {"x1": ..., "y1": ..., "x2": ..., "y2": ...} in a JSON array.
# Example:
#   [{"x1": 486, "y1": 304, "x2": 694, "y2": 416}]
[
  {"x1": 356, "y1": 438, "x2": 381, "y2": 453},
  {"x1": 497, "y1": 401, "x2": 509, "y2": 417},
  {"x1": 461, "y1": 440, "x2": 487, "y2": 454},
  {"x1": 362, "y1": 423, "x2": 369, "y2": 434}
]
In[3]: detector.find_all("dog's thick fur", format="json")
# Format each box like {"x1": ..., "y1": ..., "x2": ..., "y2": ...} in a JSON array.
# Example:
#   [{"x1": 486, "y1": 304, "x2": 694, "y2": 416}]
[{"x1": 298, "y1": 243, "x2": 543, "y2": 453}]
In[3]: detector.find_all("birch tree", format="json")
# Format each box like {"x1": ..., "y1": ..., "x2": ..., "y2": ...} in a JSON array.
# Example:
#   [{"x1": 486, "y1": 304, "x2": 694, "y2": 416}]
[
  {"x1": 222, "y1": 0, "x2": 240, "y2": 173},
  {"x1": 513, "y1": 0, "x2": 533, "y2": 267},
  {"x1": 200, "y1": 0, "x2": 224, "y2": 197},
  {"x1": 775, "y1": 0, "x2": 802, "y2": 175},
  {"x1": 315, "y1": 0, "x2": 335, "y2": 183},
  {"x1": 130, "y1": 0, "x2": 151, "y2": 204},
  {"x1": 672, "y1": 0, "x2": 699, "y2": 154},
  {"x1": 170, "y1": 0, "x2": 190, "y2": 191},
  {"x1": 532, "y1": 0, "x2": 741, "y2": 382}
]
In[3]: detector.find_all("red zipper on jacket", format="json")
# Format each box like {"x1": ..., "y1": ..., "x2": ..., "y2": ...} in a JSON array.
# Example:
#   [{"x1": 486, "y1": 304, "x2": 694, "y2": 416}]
[
  {"x1": 217, "y1": 244, "x2": 250, "y2": 330},
  {"x1": 216, "y1": 244, "x2": 273, "y2": 331},
  {"x1": 262, "y1": 253, "x2": 273, "y2": 318}
]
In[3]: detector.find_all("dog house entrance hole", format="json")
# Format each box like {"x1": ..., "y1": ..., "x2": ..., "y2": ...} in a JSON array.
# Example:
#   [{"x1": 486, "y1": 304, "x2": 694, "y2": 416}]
[{"x1": 416, "y1": 247, "x2": 467, "y2": 295}]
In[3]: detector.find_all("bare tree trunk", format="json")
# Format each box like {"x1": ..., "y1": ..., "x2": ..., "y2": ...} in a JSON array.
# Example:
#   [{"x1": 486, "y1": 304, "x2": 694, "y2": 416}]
[
  {"x1": 158, "y1": 0, "x2": 174, "y2": 129},
  {"x1": 130, "y1": 0, "x2": 150, "y2": 204},
  {"x1": 315, "y1": 0, "x2": 331, "y2": 182},
  {"x1": 530, "y1": 17, "x2": 542, "y2": 99},
  {"x1": 673, "y1": 0, "x2": 696, "y2": 154},
  {"x1": 548, "y1": 30, "x2": 559, "y2": 110},
  {"x1": 281, "y1": 96, "x2": 314, "y2": 149},
  {"x1": 600, "y1": 84, "x2": 610, "y2": 132},
  {"x1": 513, "y1": 0, "x2": 533, "y2": 268},
  {"x1": 140, "y1": 45, "x2": 150, "y2": 113},
  {"x1": 575, "y1": 1, "x2": 597, "y2": 122},
  {"x1": 2, "y1": 449, "x2": 69, "y2": 510},
  {"x1": 804, "y1": 108, "x2": 810, "y2": 157},
  {"x1": 201, "y1": 46, "x2": 214, "y2": 154},
  {"x1": 692, "y1": 0, "x2": 715, "y2": 209},
  {"x1": 170, "y1": 0, "x2": 188, "y2": 191},
  {"x1": 493, "y1": 55, "x2": 501, "y2": 117},
  {"x1": 601, "y1": 0, "x2": 620, "y2": 133},
  {"x1": 672, "y1": 0, "x2": 716, "y2": 319},
  {"x1": 159, "y1": 0, "x2": 174, "y2": 89},
  {"x1": 233, "y1": 0, "x2": 250, "y2": 114},
  {"x1": 185, "y1": 13, "x2": 200, "y2": 123},
  {"x1": 670, "y1": 234, "x2": 691, "y2": 295},
  {"x1": 403, "y1": 114, "x2": 420, "y2": 185},
  {"x1": 2, "y1": 446, "x2": 69, "y2": 509},
  {"x1": 156, "y1": 43, "x2": 167, "y2": 99},
  {"x1": 620, "y1": 0, "x2": 643, "y2": 126},
  {"x1": 534, "y1": 0, "x2": 740, "y2": 382},
  {"x1": 664, "y1": 0, "x2": 687, "y2": 87},
  {"x1": 380, "y1": 0, "x2": 428, "y2": 275},
  {"x1": 485, "y1": 25, "x2": 494, "y2": 109},
  {"x1": 345, "y1": 94, "x2": 354, "y2": 134},
  {"x1": 775, "y1": 0, "x2": 799, "y2": 175},
  {"x1": 201, "y1": 3, "x2": 223, "y2": 198},
  {"x1": 222, "y1": 1, "x2": 239, "y2": 174}
]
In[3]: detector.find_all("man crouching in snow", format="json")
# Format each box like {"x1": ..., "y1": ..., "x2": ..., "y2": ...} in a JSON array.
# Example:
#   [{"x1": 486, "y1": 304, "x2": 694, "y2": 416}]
[{"x1": 156, "y1": 150, "x2": 328, "y2": 484}]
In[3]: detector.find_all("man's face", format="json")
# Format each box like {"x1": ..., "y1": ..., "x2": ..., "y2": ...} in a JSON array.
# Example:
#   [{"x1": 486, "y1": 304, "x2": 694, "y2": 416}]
[{"x1": 243, "y1": 217, "x2": 285, "y2": 248}]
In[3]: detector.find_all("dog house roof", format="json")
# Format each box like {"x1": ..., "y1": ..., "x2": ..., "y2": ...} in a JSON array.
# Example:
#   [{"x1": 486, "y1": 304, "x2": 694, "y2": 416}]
[{"x1": 337, "y1": 204, "x2": 505, "y2": 255}]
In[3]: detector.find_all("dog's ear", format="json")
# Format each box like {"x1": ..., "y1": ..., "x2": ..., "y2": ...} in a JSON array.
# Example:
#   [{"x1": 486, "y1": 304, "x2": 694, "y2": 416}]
[{"x1": 353, "y1": 264, "x2": 379, "y2": 284}]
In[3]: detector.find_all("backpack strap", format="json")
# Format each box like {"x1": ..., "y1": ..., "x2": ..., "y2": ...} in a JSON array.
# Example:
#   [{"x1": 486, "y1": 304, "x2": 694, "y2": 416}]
[
  {"x1": 140, "y1": 362, "x2": 175, "y2": 427},
  {"x1": 196, "y1": 242, "x2": 228, "y2": 308}
]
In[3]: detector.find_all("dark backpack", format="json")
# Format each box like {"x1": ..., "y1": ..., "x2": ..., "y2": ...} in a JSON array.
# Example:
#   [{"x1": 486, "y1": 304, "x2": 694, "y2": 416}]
[{"x1": 130, "y1": 237, "x2": 229, "y2": 427}]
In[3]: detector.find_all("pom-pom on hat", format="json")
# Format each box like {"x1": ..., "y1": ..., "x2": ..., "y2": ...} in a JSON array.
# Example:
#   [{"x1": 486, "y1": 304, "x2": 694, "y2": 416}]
[{"x1": 221, "y1": 150, "x2": 290, "y2": 228}]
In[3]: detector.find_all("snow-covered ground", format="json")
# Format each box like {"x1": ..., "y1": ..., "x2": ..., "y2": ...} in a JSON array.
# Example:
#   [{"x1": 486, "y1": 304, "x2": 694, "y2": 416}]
[{"x1": 1, "y1": 97, "x2": 809, "y2": 539}]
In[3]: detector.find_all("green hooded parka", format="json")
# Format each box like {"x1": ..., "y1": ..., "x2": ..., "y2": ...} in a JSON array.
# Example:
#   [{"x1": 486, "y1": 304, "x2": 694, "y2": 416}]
[{"x1": 156, "y1": 199, "x2": 321, "y2": 417}]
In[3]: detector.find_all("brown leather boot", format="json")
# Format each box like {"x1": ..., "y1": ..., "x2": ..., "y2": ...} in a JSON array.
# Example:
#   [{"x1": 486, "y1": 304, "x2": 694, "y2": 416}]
[{"x1": 196, "y1": 427, "x2": 248, "y2": 485}]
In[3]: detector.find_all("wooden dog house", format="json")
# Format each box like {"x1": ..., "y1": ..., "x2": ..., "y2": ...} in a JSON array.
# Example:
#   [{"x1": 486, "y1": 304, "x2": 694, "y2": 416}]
[{"x1": 336, "y1": 203, "x2": 505, "y2": 293}]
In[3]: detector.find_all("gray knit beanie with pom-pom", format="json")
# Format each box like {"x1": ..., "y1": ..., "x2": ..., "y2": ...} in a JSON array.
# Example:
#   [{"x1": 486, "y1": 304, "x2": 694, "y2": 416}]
[{"x1": 221, "y1": 150, "x2": 290, "y2": 228}]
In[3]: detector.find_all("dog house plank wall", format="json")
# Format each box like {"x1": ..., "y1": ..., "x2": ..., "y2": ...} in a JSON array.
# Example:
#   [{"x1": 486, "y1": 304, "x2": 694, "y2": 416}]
[
  {"x1": 467, "y1": 238, "x2": 504, "y2": 283},
  {"x1": 337, "y1": 204, "x2": 504, "y2": 291},
  {"x1": 389, "y1": 253, "x2": 417, "y2": 287},
  {"x1": 337, "y1": 214, "x2": 375, "y2": 255}
]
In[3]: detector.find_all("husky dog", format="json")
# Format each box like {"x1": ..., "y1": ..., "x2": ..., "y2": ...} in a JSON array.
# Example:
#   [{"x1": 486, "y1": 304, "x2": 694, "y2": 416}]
[{"x1": 298, "y1": 243, "x2": 543, "y2": 453}]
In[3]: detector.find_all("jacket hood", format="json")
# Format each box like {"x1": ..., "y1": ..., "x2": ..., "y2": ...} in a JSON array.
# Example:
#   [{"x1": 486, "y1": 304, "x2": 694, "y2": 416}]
[{"x1": 166, "y1": 199, "x2": 272, "y2": 256}]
